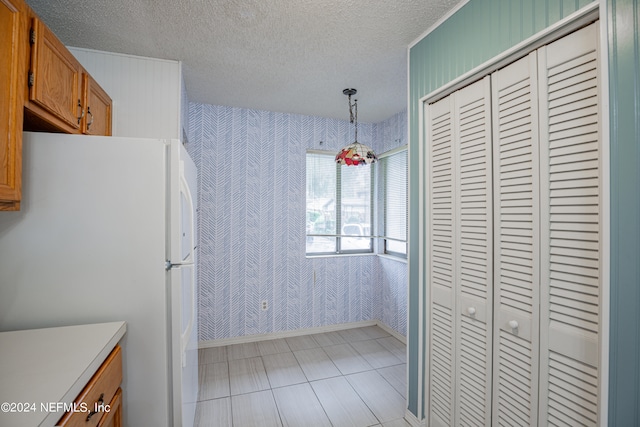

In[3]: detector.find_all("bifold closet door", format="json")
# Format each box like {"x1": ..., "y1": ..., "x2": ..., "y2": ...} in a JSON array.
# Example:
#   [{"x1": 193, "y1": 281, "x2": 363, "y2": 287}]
[
  {"x1": 427, "y1": 76, "x2": 493, "y2": 427},
  {"x1": 454, "y1": 76, "x2": 493, "y2": 427},
  {"x1": 538, "y1": 21, "x2": 602, "y2": 426},
  {"x1": 427, "y1": 88, "x2": 456, "y2": 427},
  {"x1": 491, "y1": 51, "x2": 540, "y2": 427},
  {"x1": 426, "y1": 19, "x2": 602, "y2": 427}
]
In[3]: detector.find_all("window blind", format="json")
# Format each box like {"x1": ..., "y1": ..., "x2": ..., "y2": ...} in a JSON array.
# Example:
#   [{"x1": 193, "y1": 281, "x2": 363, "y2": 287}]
[{"x1": 383, "y1": 148, "x2": 408, "y2": 256}]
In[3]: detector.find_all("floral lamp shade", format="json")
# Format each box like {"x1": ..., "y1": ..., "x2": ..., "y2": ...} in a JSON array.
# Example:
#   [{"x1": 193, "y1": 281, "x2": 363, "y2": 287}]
[
  {"x1": 336, "y1": 88, "x2": 377, "y2": 166},
  {"x1": 335, "y1": 142, "x2": 378, "y2": 166}
]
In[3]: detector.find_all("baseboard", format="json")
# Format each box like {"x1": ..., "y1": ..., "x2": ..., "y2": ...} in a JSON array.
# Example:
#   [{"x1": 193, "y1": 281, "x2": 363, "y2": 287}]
[
  {"x1": 375, "y1": 321, "x2": 407, "y2": 344},
  {"x1": 198, "y1": 319, "x2": 405, "y2": 349},
  {"x1": 404, "y1": 408, "x2": 426, "y2": 427}
]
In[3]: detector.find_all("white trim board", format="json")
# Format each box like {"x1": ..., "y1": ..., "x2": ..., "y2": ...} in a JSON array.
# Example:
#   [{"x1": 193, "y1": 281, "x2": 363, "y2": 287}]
[
  {"x1": 404, "y1": 408, "x2": 427, "y2": 427},
  {"x1": 597, "y1": 1, "x2": 611, "y2": 424},
  {"x1": 198, "y1": 320, "x2": 406, "y2": 349}
]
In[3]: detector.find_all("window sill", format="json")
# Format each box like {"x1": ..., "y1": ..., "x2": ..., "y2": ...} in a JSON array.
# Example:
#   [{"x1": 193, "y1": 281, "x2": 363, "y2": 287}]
[
  {"x1": 377, "y1": 253, "x2": 408, "y2": 264},
  {"x1": 305, "y1": 252, "x2": 376, "y2": 259},
  {"x1": 305, "y1": 253, "x2": 407, "y2": 263}
]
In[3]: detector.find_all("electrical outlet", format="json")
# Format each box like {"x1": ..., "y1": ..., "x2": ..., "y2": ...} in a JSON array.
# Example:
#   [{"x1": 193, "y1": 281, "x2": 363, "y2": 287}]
[{"x1": 261, "y1": 300, "x2": 268, "y2": 311}]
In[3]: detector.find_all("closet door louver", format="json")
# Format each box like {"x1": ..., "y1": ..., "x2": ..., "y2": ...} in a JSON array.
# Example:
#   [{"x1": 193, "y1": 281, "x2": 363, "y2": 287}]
[
  {"x1": 538, "y1": 21, "x2": 601, "y2": 426},
  {"x1": 491, "y1": 51, "x2": 540, "y2": 427},
  {"x1": 454, "y1": 76, "x2": 493, "y2": 427},
  {"x1": 427, "y1": 93, "x2": 455, "y2": 427}
]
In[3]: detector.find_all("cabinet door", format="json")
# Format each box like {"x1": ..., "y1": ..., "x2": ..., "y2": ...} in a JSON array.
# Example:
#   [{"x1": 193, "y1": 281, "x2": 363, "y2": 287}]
[
  {"x1": 0, "y1": 0, "x2": 27, "y2": 210},
  {"x1": 454, "y1": 75, "x2": 493, "y2": 427},
  {"x1": 426, "y1": 93, "x2": 456, "y2": 427},
  {"x1": 29, "y1": 17, "x2": 83, "y2": 132},
  {"x1": 538, "y1": 21, "x2": 602, "y2": 426},
  {"x1": 82, "y1": 73, "x2": 112, "y2": 136},
  {"x1": 97, "y1": 388, "x2": 122, "y2": 427},
  {"x1": 491, "y1": 50, "x2": 540, "y2": 427}
]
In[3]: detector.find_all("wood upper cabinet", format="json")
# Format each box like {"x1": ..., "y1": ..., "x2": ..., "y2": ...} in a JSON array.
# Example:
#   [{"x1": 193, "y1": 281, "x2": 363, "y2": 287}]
[
  {"x1": 26, "y1": 16, "x2": 112, "y2": 136},
  {"x1": 0, "y1": 0, "x2": 28, "y2": 211},
  {"x1": 28, "y1": 16, "x2": 84, "y2": 132},
  {"x1": 1, "y1": 0, "x2": 113, "y2": 211},
  {"x1": 82, "y1": 73, "x2": 112, "y2": 136}
]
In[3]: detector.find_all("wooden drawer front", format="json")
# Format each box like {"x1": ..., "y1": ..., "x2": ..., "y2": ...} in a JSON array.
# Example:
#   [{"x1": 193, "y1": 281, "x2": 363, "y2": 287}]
[{"x1": 58, "y1": 345, "x2": 122, "y2": 427}]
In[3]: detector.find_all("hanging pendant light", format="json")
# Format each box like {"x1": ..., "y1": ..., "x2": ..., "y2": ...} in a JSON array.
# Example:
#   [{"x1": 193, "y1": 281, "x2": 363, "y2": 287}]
[{"x1": 335, "y1": 88, "x2": 377, "y2": 166}]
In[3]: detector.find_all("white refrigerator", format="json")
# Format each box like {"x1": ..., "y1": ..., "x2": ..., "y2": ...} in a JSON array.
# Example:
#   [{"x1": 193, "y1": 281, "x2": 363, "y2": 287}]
[{"x1": 0, "y1": 132, "x2": 199, "y2": 427}]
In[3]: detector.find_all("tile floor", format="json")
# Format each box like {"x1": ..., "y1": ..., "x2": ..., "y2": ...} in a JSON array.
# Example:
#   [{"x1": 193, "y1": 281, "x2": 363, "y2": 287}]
[{"x1": 196, "y1": 325, "x2": 410, "y2": 427}]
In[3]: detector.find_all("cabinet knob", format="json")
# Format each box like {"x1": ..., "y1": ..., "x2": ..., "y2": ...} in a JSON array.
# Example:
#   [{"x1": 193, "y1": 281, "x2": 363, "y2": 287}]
[
  {"x1": 508, "y1": 320, "x2": 519, "y2": 330},
  {"x1": 467, "y1": 307, "x2": 476, "y2": 316}
]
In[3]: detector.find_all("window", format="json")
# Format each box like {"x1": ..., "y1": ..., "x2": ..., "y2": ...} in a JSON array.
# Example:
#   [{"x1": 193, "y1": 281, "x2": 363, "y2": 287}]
[
  {"x1": 382, "y1": 147, "x2": 407, "y2": 257},
  {"x1": 306, "y1": 151, "x2": 373, "y2": 255}
]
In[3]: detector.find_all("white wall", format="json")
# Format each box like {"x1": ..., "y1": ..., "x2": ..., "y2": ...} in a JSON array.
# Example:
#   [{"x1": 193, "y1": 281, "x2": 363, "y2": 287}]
[{"x1": 69, "y1": 47, "x2": 183, "y2": 139}]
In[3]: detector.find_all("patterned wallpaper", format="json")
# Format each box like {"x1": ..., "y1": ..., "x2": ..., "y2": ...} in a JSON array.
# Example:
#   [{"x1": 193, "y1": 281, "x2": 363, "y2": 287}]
[{"x1": 187, "y1": 103, "x2": 407, "y2": 341}]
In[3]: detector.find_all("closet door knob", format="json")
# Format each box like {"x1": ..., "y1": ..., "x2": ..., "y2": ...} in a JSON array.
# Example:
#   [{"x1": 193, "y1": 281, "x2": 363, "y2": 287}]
[
  {"x1": 467, "y1": 307, "x2": 476, "y2": 316},
  {"x1": 508, "y1": 320, "x2": 519, "y2": 330}
]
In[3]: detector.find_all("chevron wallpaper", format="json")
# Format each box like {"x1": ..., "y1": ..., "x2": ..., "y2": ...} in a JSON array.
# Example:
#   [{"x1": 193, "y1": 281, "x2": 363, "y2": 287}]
[{"x1": 187, "y1": 103, "x2": 407, "y2": 341}]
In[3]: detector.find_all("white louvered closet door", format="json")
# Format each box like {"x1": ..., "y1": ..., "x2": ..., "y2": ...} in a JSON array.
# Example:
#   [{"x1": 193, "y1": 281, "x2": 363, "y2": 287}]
[
  {"x1": 491, "y1": 51, "x2": 540, "y2": 427},
  {"x1": 454, "y1": 75, "x2": 493, "y2": 427},
  {"x1": 426, "y1": 76, "x2": 493, "y2": 427},
  {"x1": 427, "y1": 93, "x2": 456, "y2": 427},
  {"x1": 537, "y1": 21, "x2": 602, "y2": 426}
]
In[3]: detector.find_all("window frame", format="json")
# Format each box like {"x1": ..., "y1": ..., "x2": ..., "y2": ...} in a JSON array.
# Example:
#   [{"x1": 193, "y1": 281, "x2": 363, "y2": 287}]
[
  {"x1": 380, "y1": 146, "x2": 408, "y2": 259},
  {"x1": 305, "y1": 150, "x2": 374, "y2": 256}
]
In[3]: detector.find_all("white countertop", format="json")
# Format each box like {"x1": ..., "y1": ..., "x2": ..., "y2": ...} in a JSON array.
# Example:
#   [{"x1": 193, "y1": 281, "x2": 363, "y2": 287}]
[{"x1": 0, "y1": 321, "x2": 126, "y2": 427}]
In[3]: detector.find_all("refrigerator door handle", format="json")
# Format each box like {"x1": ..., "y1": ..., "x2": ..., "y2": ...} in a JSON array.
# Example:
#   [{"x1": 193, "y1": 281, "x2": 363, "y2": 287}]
[
  {"x1": 180, "y1": 170, "x2": 196, "y2": 265},
  {"x1": 165, "y1": 260, "x2": 193, "y2": 271},
  {"x1": 182, "y1": 263, "x2": 196, "y2": 368}
]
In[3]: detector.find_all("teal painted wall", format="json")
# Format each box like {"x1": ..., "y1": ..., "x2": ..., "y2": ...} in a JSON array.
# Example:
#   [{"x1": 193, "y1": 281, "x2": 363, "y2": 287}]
[
  {"x1": 408, "y1": 0, "x2": 640, "y2": 421},
  {"x1": 606, "y1": 0, "x2": 640, "y2": 425}
]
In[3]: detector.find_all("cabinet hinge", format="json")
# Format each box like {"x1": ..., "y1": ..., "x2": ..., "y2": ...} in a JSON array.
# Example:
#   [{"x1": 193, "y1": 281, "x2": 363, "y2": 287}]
[
  {"x1": 28, "y1": 72, "x2": 34, "y2": 88},
  {"x1": 29, "y1": 29, "x2": 35, "y2": 45}
]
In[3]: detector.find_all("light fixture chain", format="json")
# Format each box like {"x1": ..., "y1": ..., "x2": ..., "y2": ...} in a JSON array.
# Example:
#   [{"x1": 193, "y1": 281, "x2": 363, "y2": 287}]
[
  {"x1": 347, "y1": 92, "x2": 359, "y2": 143},
  {"x1": 354, "y1": 97, "x2": 358, "y2": 143}
]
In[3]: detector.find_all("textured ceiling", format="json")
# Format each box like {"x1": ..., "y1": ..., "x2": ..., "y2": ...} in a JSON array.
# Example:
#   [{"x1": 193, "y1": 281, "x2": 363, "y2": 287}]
[{"x1": 25, "y1": 0, "x2": 460, "y2": 123}]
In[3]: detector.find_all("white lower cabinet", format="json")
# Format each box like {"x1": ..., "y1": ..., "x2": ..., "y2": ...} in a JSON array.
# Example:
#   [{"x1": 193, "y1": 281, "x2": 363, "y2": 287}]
[{"x1": 425, "y1": 20, "x2": 603, "y2": 427}]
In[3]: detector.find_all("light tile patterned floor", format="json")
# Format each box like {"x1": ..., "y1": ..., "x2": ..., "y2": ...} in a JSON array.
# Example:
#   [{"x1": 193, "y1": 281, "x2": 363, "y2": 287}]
[{"x1": 196, "y1": 326, "x2": 410, "y2": 427}]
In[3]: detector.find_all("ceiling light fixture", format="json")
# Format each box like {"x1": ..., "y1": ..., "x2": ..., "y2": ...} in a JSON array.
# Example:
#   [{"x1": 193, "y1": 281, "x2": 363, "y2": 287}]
[{"x1": 335, "y1": 88, "x2": 377, "y2": 166}]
